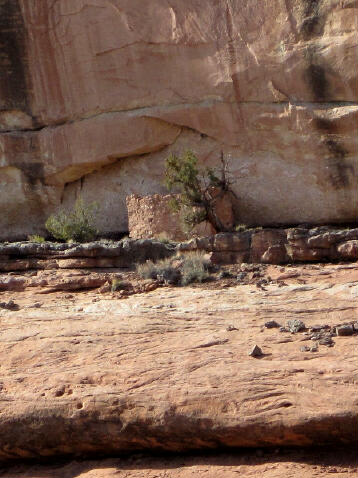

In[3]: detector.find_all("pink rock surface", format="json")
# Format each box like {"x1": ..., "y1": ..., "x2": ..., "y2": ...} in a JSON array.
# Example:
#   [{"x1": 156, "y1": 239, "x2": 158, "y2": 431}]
[
  {"x1": 0, "y1": 1, "x2": 357, "y2": 239},
  {"x1": 0, "y1": 264, "x2": 356, "y2": 461}
]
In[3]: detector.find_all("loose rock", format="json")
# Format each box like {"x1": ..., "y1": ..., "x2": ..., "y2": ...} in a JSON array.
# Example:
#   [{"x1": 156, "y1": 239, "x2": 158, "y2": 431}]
[
  {"x1": 287, "y1": 319, "x2": 306, "y2": 333},
  {"x1": 319, "y1": 336, "x2": 334, "y2": 346},
  {"x1": 265, "y1": 320, "x2": 280, "y2": 329},
  {"x1": 0, "y1": 299, "x2": 19, "y2": 310},
  {"x1": 249, "y1": 345, "x2": 263, "y2": 357},
  {"x1": 336, "y1": 325, "x2": 354, "y2": 336},
  {"x1": 226, "y1": 325, "x2": 238, "y2": 331},
  {"x1": 236, "y1": 272, "x2": 247, "y2": 282}
]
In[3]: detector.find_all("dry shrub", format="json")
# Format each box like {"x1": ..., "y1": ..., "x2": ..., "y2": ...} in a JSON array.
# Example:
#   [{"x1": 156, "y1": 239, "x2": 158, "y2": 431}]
[{"x1": 136, "y1": 251, "x2": 210, "y2": 286}]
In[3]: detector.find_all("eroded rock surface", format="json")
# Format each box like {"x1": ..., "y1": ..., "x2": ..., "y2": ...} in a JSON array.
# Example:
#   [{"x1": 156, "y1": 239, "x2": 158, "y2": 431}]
[
  {"x1": 1, "y1": 0, "x2": 357, "y2": 239},
  {"x1": 0, "y1": 263, "x2": 357, "y2": 461}
]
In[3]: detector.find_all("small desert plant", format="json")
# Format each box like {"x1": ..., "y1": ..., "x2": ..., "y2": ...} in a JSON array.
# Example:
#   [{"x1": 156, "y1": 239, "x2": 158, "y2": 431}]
[
  {"x1": 136, "y1": 252, "x2": 210, "y2": 286},
  {"x1": 180, "y1": 251, "x2": 210, "y2": 286},
  {"x1": 136, "y1": 258, "x2": 180, "y2": 284},
  {"x1": 155, "y1": 233, "x2": 174, "y2": 245},
  {"x1": 235, "y1": 224, "x2": 263, "y2": 232},
  {"x1": 164, "y1": 150, "x2": 237, "y2": 233},
  {"x1": 136, "y1": 260, "x2": 158, "y2": 280},
  {"x1": 235, "y1": 224, "x2": 247, "y2": 232},
  {"x1": 45, "y1": 197, "x2": 98, "y2": 243},
  {"x1": 28, "y1": 234, "x2": 45, "y2": 243},
  {"x1": 111, "y1": 278, "x2": 130, "y2": 292}
]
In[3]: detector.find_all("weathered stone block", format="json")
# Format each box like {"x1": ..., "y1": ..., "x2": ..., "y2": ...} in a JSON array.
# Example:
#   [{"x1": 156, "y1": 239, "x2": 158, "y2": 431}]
[
  {"x1": 250, "y1": 229, "x2": 287, "y2": 263},
  {"x1": 337, "y1": 240, "x2": 358, "y2": 260}
]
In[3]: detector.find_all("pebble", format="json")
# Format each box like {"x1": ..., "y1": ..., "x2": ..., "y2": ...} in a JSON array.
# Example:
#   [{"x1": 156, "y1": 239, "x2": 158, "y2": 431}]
[
  {"x1": 336, "y1": 324, "x2": 354, "y2": 336},
  {"x1": 319, "y1": 336, "x2": 334, "y2": 346},
  {"x1": 218, "y1": 271, "x2": 232, "y2": 279},
  {"x1": 309, "y1": 324, "x2": 330, "y2": 332},
  {"x1": 249, "y1": 345, "x2": 263, "y2": 357},
  {"x1": 264, "y1": 320, "x2": 280, "y2": 329},
  {"x1": 236, "y1": 272, "x2": 246, "y2": 281},
  {"x1": 0, "y1": 300, "x2": 19, "y2": 311},
  {"x1": 287, "y1": 319, "x2": 305, "y2": 333},
  {"x1": 226, "y1": 325, "x2": 238, "y2": 331}
]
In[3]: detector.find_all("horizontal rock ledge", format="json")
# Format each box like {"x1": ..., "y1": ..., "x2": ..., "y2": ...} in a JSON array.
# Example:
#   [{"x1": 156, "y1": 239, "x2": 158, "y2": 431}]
[
  {"x1": 0, "y1": 382, "x2": 356, "y2": 462},
  {"x1": 0, "y1": 226, "x2": 357, "y2": 272}
]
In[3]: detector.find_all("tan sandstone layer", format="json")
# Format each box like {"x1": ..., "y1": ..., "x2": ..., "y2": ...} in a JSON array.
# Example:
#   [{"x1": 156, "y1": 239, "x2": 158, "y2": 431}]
[
  {"x1": 0, "y1": 263, "x2": 357, "y2": 463},
  {"x1": 1, "y1": 0, "x2": 357, "y2": 239}
]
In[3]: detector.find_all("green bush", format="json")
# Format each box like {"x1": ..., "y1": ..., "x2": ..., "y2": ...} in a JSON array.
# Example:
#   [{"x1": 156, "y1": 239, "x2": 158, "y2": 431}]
[
  {"x1": 164, "y1": 150, "x2": 236, "y2": 233},
  {"x1": 28, "y1": 235, "x2": 45, "y2": 243},
  {"x1": 45, "y1": 197, "x2": 98, "y2": 243}
]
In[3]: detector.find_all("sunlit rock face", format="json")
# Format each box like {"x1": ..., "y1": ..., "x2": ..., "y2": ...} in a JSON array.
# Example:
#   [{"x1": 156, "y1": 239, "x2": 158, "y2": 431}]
[{"x1": 1, "y1": 0, "x2": 357, "y2": 240}]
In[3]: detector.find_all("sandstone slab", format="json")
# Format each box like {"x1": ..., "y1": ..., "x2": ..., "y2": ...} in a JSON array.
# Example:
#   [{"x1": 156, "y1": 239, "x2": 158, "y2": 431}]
[{"x1": 0, "y1": 264, "x2": 356, "y2": 461}]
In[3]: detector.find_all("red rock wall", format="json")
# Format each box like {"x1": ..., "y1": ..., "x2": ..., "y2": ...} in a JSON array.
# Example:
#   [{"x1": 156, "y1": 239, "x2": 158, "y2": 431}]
[{"x1": 1, "y1": 0, "x2": 357, "y2": 240}]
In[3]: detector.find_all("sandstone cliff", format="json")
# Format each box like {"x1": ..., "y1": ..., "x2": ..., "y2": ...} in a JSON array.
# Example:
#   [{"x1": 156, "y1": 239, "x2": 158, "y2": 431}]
[{"x1": 1, "y1": 0, "x2": 357, "y2": 240}]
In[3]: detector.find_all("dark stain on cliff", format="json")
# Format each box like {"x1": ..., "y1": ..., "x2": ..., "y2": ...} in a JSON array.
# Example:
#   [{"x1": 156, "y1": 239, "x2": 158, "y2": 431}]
[
  {"x1": 0, "y1": 0, "x2": 29, "y2": 111},
  {"x1": 313, "y1": 117, "x2": 337, "y2": 134},
  {"x1": 301, "y1": 2, "x2": 330, "y2": 101},
  {"x1": 304, "y1": 46, "x2": 329, "y2": 101},
  {"x1": 301, "y1": 0, "x2": 323, "y2": 39},
  {"x1": 313, "y1": 117, "x2": 353, "y2": 190},
  {"x1": 4, "y1": 131, "x2": 44, "y2": 187},
  {"x1": 17, "y1": 162, "x2": 45, "y2": 186},
  {"x1": 300, "y1": 4, "x2": 353, "y2": 190},
  {"x1": 305, "y1": 62, "x2": 329, "y2": 100},
  {"x1": 323, "y1": 139, "x2": 353, "y2": 189}
]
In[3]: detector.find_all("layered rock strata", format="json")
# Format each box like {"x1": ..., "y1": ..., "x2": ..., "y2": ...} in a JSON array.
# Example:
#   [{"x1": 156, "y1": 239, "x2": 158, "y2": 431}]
[
  {"x1": 179, "y1": 226, "x2": 358, "y2": 264},
  {"x1": 0, "y1": 226, "x2": 356, "y2": 273},
  {"x1": 0, "y1": 0, "x2": 357, "y2": 240}
]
